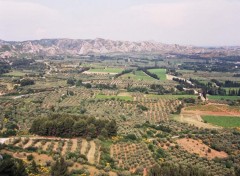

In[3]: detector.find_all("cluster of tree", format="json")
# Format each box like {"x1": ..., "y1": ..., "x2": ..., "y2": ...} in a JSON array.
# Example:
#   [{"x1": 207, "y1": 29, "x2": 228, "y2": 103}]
[
  {"x1": 0, "y1": 61, "x2": 10, "y2": 75},
  {"x1": 66, "y1": 78, "x2": 76, "y2": 86},
  {"x1": 142, "y1": 122, "x2": 172, "y2": 133},
  {"x1": 181, "y1": 98, "x2": 196, "y2": 104},
  {"x1": 233, "y1": 74, "x2": 240, "y2": 77},
  {"x1": 174, "y1": 78, "x2": 212, "y2": 95},
  {"x1": 30, "y1": 114, "x2": 117, "y2": 138},
  {"x1": 211, "y1": 79, "x2": 240, "y2": 95},
  {"x1": 0, "y1": 118, "x2": 18, "y2": 137},
  {"x1": 228, "y1": 89, "x2": 240, "y2": 96},
  {"x1": 138, "y1": 67, "x2": 160, "y2": 80},
  {"x1": 11, "y1": 58, "x2": 34, "y2": 68},
  {"x1": 175, "y1": 85, "x2": 195, "y2": 95},
  {"x1": 148, "y1": 162, "x2": 210, "y2": 176},
  {"x1": 68, "y1": 79, "x2": 116, "y2": 90},
  {"x1": 173, "y1": 78, "x2": 194, "y2": 89},
  {"x1": 114, "y1": 69, "x2": 133, "y2": 78},
  {"x1": 207, "y1": 87, "x2": 226, "y2": 96},
  {"x1": 19, "y1": 79, "x2": 35, "y2": 86},
  {"x1": 150, "y1": 84, "x2": 167, "y2": 95},
  {"x1": 211, "y1": 79, "x2": 223, "y2": 87},
  {"x1": 67, "y1": 78, "x2": 91, "y2": 88},
  {"x1": 224, "y1": 80, "x2": 240, "y2": 88},
  {"x1": 51, "y1": 157, "x2": 68, "y2": 176},
  {"x1": 127, "y1": 86, "x2": 148, "y2": 93},
  {"x1": 212, "y1": 79, "x2": 238, "y2": 88},
  {"x1": 0, "y1": 154, "x2": 27, "y2": 176},
  {"x1": 179, "y1": 61, "x2": 239, "y2": 72},
  {"x1": 167, "y1": 69, "x2": 182, "y2": 77},
  {"x1": 95, "y1": 84, "x2": 117, "y2": 90}
]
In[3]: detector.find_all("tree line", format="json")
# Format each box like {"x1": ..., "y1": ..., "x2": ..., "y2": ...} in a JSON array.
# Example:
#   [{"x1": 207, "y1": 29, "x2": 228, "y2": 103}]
[
  {"x1": 148, "y1": 162, "x2": 211, "y2": 176},
  {"x1": 30, "y1": 114, "x2": 117, "y2": 138},
  {"x1": 212, "y1": 80, "x2": 240, "y2": 88},
  {"x1": 114, "y1": 69, "x2": 133, "y2": 78},
  {"x1": 0, "y1": 61, "x2": 11, "y2": 75},
  {"x1": 173, "y1": 77, "x2": 240, "y2": 96},
  {"x1": 138, "y1": 67, "x2": 160, "y2": 80}
]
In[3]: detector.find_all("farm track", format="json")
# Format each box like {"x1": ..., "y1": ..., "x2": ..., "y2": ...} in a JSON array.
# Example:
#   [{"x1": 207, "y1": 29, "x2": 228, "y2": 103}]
[{"x1": 179, "y1": 113, "x2": 220, "y2": 129}]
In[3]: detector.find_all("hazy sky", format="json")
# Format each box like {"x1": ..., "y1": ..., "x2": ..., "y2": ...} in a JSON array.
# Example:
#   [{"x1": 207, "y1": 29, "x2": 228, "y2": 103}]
[{"x1": 0, "y1": 0, "x2": 240, "y2": 46}]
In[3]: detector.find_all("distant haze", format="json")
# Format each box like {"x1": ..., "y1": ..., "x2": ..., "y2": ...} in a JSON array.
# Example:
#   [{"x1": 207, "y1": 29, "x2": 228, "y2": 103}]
[{"x1": 1, "y1": 0, "x2": 240, "y2": 46}]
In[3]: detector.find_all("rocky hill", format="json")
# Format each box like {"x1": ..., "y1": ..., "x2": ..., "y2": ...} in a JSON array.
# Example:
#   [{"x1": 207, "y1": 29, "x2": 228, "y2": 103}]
[{"x1": 0, "y1": 38, "x2": 239, "y2": 58}]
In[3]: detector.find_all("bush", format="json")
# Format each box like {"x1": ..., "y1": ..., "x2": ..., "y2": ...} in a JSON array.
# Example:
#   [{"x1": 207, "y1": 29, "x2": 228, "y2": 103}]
[
  {"x1": 124, "y1": 134, "x2": 137, "y2": 140},
  {"x1": 27, "y1": 154, "x2": 34, "y2": 161}
]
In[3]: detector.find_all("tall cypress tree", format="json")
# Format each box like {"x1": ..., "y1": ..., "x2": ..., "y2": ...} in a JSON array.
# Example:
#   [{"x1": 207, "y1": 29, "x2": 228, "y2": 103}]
[{"x1": 51, "y1": 157, "x2": 68, "y2": 176}]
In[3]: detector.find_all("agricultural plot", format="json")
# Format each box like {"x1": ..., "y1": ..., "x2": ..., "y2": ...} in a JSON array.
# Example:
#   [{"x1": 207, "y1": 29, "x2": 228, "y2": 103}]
[
  {"x1": 178, "y1": 70, "x2": 240, "y2": 82},
  {"x1": 167, "y1": 147, "x2": 232, "y2": 176},
  {"x1": 147, "y1": 68, "x2": 166, "y2": 80},
  {"x1": 147, "y1": 94, "x2": 196, "y2": 99},
  {"x1": 134, "y1": 96, "x2": 180, "y2": 123},
  {"x1": 202, "y1": 115, "x2": 240, "y2": 128},
  {"x1": 3, "y1": 70, "x2": 27, "y2": 77},
  {"x1": 89, "y1": 68, "x2": 123, "y2": 73},
  {"x1": 85, "y1": 68, "x2": 124, "y2": 75},
  {"x1": 121, "y1": 70, "x2": 157, "y2": 81},
  {"x1": 84, "y1": 99, "x2": 145, "y2": 137},
  {"x1": 111, "y1": 142, "x2": 156, "y2": 172},
  {"x1": 7, "y1": 137, "x2": 101, "y2": 165},
  {"x1": 208, "y1": 95, "x2": 240, "y2": 101},
  {"x1": 185, "y1": 104, "x2": 240, "y2": 114},
  {"x1": 176, "y1": 138, "x2": 228, "y2": 159},
  {"x1": 95, "y1": 94, "x2": 133, "y2": 101}
]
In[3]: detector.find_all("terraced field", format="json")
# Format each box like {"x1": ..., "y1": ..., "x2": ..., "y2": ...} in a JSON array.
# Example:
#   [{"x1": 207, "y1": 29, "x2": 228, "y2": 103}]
[{"x1": 7, "y1": 137, "x2": 101, "y2": 164}]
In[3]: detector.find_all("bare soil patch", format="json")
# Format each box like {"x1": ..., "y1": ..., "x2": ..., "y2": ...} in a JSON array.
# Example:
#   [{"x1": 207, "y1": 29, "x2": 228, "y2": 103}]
[
  {"x1": 80, "y1": 139, "x2": 88, "y2": 155},
  {"x1": 87, "y1": 141, "x2": 96, "y2": 164},
  {"x1": 178, "y1": 112, "x2": 220, "y2": 129},
  {"x1": 71, "y1": 139, "x2": 78, "y2": 152},
  {"x1": 176, "y1": 138, "x2": 228, "y2": 160}
]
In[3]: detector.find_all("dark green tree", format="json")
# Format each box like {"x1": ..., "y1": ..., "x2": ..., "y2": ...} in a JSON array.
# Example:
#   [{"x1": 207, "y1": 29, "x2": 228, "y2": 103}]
[{"x1": 51, "y1": 157, "x2": 68, "y2": 176}]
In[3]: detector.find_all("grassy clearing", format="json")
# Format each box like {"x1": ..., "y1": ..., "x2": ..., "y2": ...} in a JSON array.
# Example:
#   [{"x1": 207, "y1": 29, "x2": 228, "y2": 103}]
[
  {"x1": 202, "y1": 115, "x2": 240, "y2": 128},
  {"x1": 208, "y1": 95, "x2": 240, "y2": 101},
  {"x1": 95, "y1": 94, "x2": 133, "y2": 101},
  {"x1": 88, "y1": 68, "x2": 123, "y2": 73},
  {"x1": 123, "y1": 70, "x2": 156, "y2": 81},
  {"x1": 3, "y1": 71, "x2": 26, "y2": 77},
  {"x1": 147, "y1": 68, "x2": 166, "y2": 80}
]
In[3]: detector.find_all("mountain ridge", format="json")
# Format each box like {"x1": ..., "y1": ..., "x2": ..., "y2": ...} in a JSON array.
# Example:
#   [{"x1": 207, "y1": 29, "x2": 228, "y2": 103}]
[{"x1": 0, "y1": 38, "x2": 239, "y2": 58}]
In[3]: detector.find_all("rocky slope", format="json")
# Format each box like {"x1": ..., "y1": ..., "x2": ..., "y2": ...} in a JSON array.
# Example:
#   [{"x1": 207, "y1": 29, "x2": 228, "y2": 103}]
[{"x1": 0, "y1": 38, "x2": 239, "y2": 58}]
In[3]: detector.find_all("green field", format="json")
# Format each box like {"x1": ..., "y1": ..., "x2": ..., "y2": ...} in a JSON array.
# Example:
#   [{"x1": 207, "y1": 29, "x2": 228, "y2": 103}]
[
  {"x1": 88, "y1": 68, "x2": 123, "y2": 73},
  {"x1": 202, "y1": 115, "x2": 240, "y2": 128},
  {"x1": 208, "y1": 95, "x2": 240, "y2": 101},
  {"x1": 3, "y1": 71, "x2": 26, "y2": 77},
  {"x1": 147, "y1": 94, "x2": 196, "y2": 99},
  {"x1": 123, "y1": 70, "x2": 156, "y2": 81},
  {"x1": 95, "y1": 94, "x2": 133, "y2": 101},
  {"x1": 147, "y1": 68, "x2": 166, "y2": 80}
]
